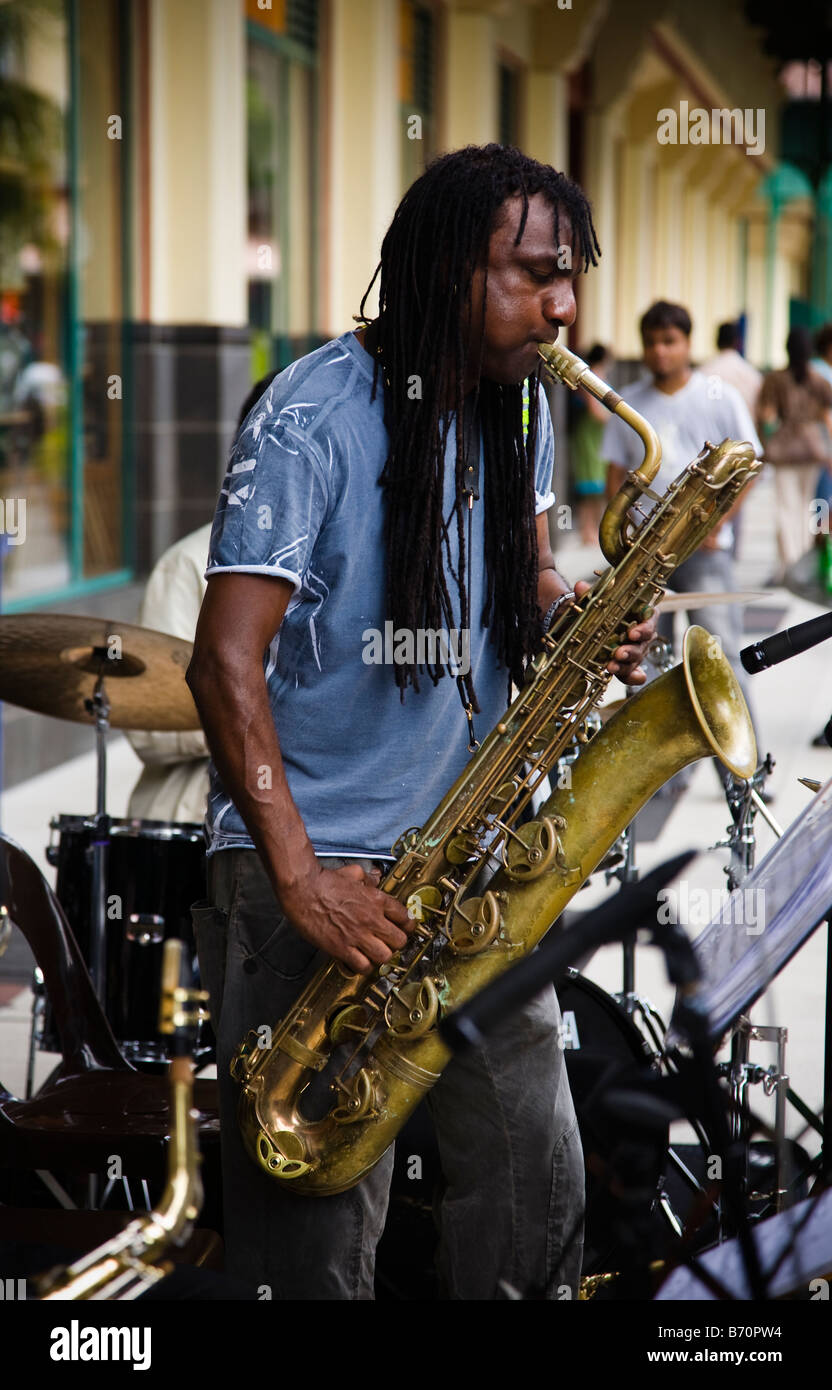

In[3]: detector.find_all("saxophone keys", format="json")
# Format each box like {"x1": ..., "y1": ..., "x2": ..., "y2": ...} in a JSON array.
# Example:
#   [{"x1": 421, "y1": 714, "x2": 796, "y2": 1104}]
[
  {"x1": 391, "y1": 826, "x2": 421, "y2": 857},
  {"x1": 502, "y1": 817, "x2": 561, "y2": 881},
  {"x1": 329, "y1": 1002, "x2": 372, "y2": 1045},
  {"x1": 406, "y1": 884, "x2": 443, "y2": 920},
  {"x1": 331, "y1": 1067, "x2": 379, "y2": 1125},
  {"x1": 385, "y1": 976, "x2": 440, "y2": 1039},
  {"x1": 448, "y1": 891, "x2": 502, "y2": 955},
  {"x1": 445, "y1": 831, "x2": 481, "y2": 864},
  {"x1": 489, "y1": 779, "x2": 520, "y2": 810}
]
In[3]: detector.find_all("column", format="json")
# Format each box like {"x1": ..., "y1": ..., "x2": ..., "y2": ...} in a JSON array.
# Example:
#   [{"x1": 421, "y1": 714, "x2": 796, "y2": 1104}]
[{"x1": 325, "y1": 0, "x2": 400, "y2": 332}]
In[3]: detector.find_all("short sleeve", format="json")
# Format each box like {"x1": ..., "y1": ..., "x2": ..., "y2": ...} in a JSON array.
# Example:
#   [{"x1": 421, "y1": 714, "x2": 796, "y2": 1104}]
[
  {"x1": 534, "y1": 388, "x2": 555, "y2": 514},
  {"x1": 206, "y1": 402, "x2": 330, "y2": 593}
]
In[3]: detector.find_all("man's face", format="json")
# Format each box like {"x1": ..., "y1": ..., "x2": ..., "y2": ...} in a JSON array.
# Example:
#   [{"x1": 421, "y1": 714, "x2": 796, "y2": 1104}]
[
  {"x1": 466, "y1": 192, "x2": 578, "y2": 386},
  {"x1": 642, "y1": 325, "x2": 691, "y2": 381}
]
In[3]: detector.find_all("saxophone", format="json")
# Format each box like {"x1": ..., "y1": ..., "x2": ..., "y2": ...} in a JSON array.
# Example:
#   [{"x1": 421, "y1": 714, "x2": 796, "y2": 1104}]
[
  {"x1": 38, "y1": 941, "x2": 209, "y2": 1300},
  {"x1": 230, "y1": 342, "x2": 760, "y2": 1195}
]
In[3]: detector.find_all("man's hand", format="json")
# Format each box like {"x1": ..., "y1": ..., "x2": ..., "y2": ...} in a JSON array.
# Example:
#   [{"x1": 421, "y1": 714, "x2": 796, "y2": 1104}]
[
  {"x1": 278, "y1": 861, "x2": 413, "y2": 975},
  {"x1": 573, "y1": 579, "x2": 657, "y2": 686}
]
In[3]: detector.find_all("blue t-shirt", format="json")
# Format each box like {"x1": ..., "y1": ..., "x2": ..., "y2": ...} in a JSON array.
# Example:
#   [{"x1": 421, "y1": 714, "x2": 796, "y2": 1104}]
[{"x1": 204, "y1": 330, "x2": 555, "y2": 860}]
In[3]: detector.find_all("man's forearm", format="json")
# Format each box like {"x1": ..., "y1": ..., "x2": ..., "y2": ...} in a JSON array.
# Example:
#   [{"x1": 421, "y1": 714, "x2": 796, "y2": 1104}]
[
  {"x1": 538, "y1": 564, "x2": 575, "y2": 611},
  {"x1": 188, "y1": 657, "x2": 317, "y2": 894}
]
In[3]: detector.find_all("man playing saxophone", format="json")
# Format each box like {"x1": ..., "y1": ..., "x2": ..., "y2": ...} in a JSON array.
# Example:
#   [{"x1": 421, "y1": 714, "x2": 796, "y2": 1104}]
[{"x1": 186, "y1": 144, "x2": 655, "y2": 1300}]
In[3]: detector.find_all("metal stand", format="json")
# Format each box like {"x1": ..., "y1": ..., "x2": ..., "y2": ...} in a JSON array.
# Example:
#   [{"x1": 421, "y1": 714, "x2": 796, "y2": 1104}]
[
  {"x1": 83, "y1": 677, "x2": 111, "y2": 1004},
  {"x1": 712, "y1": 752, "x2": 780, "y2": 890},
  {"x1": 824, "y1": 920, "x2": 832, "y2": 1184},
  {"x1": 616, "y1": 825, "x2": 638, "y2": 1007},
  {"x1": 725, "y1": 1016, "x2": 790, "y2": 1214}
]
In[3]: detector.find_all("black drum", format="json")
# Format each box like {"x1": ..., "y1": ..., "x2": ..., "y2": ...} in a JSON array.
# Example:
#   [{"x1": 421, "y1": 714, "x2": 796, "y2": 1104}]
[
  {"x1": 43, "y1": 815, "x2": 211, "y2": 1067},
  {"x1": 558, "y1": 970, "x2": 668, "y2": 1277}
]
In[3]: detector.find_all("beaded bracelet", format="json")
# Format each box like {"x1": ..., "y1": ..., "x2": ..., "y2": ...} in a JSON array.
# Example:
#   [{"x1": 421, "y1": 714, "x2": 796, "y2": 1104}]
[{"x1": 542, "y1": 590, "x2": 576, "y2": 635}]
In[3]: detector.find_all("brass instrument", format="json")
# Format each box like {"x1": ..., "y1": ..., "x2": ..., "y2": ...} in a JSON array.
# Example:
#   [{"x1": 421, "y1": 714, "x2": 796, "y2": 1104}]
[
  {"x1": 38, "y1": 940, "x2": 208, "y2": 1300},
  {"x1": 231, "y1": 341, "x2": 760, "y2": 1196}
]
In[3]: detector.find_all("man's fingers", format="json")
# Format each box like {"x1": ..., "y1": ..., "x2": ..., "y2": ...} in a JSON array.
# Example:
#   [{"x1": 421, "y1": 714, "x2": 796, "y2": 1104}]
[
  {"x1": 338, "y1": 862, "x2": 366, "y2": 882},
  {"x1": 382, "y1": 896, "x2": 412, "y2": 928},
  {"x1": 344, "y1": 946, "x2": 372, "y2": 975},
  {"x1": 357, "y1": 933, "x2": 394, "y2": 967},
  {"x1": 375, "y1": 916, "x2": 409, "y2": 951}
]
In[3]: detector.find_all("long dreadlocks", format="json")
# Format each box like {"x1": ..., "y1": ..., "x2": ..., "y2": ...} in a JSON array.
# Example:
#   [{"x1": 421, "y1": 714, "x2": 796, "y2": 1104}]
[{"x1": 358, "y1": 143, "x2": 600, "y2": 706}]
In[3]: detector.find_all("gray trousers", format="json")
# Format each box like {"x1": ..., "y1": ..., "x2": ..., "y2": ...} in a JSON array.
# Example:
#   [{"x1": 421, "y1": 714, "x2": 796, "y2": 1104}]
[{"x1": 193, "y1": 847, "x2": 584, "y2": 1300}]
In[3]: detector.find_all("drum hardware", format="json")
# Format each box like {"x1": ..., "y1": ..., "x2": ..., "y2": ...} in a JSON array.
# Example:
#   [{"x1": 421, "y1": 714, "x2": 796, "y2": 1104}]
[
  {"x1": 671, "y1": 776, "x2": 832, "y2": 1199},
  {"x1": 36, "y1": 815, "x2": 211, "y2": 1072},
  {"x1": 126, "y1": 914, "x2": 166, "y2": 946},
  {"x1": 0, "y1": 612, "x2": 211, "y2": 1077},
  {"x1": 85, "y1": 677, "x2": 111, "y2": 1002},
  {"x1": 711, "y1": 752, "x2": 780, "y2": 891},
  {"x1": 721, "y1": 1016, "x2": 791, "y2": 1215}
]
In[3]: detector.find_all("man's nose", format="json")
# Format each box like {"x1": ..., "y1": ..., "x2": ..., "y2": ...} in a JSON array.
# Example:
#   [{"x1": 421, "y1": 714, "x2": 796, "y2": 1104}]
[{"x1": 542, "y1": 282, "x2": 577, "y2": 328}]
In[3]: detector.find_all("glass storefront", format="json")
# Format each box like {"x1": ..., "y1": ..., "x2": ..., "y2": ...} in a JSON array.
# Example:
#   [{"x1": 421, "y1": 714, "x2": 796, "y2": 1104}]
[
  {"x1": 400, "y1": 0, "x2": 436, "y2": 194},
  {"x1": 0, "y1": 0, "x2": 71, "y2": 602},
  {"x1": 246, "y1": 0, "x2": 319, "y2": 377},
  {"x1": 0, "y1": 0, "x2": 129, "y2": 610}
]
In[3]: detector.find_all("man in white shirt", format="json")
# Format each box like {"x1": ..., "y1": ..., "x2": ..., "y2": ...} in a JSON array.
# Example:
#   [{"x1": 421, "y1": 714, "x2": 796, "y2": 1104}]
[
  {"x1": 603, "y1": 301, "x2": 763, "y2": 778},
  {"x1": 125, "y1": 521, "x2": 212, "y2": 823},
  {"x1": 701, "y1": 321, "x2": 763, "y2": 416}
]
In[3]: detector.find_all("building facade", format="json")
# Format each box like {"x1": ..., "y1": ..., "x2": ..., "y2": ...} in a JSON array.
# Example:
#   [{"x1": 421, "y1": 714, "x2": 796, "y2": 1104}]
[{"x1": 0, "y1": 0, "x2": 815, "y2": 784}]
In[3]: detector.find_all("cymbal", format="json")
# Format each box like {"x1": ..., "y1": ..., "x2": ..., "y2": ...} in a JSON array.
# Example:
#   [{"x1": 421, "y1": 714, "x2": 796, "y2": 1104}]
[
  {"x1": 657, "y1": 590, "x2": 768, "y2": 613},
  {"x1": 0, "y1": 614, "x2": 200, "y2": 730}
]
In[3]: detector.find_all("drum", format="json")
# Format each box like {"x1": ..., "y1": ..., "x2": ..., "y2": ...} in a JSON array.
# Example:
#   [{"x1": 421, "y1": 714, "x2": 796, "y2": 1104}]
[
  {"x1": 558, "y1": 971, "x2": 668, "y2": 1277},
  {"x1": 43, "y1": 815, "x2": 210, "y2": 1067}
]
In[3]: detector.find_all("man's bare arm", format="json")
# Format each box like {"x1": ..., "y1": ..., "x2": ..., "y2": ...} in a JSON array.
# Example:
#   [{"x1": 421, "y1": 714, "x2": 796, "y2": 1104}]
[{"x1": 186, "y1": 573, "x2": 411, "y2": 973}]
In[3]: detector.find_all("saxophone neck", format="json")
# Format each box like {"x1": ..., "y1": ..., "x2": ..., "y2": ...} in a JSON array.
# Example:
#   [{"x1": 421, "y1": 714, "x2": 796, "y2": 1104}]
[{"x1": 537, "y1": 340, "x2": 662, "y2": 565}]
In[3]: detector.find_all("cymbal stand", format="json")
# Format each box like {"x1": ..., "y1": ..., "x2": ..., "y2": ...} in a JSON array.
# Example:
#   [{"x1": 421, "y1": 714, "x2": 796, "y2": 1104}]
[{"x1": 83, "y1": 676, "x2": 111, "y2": 1004}]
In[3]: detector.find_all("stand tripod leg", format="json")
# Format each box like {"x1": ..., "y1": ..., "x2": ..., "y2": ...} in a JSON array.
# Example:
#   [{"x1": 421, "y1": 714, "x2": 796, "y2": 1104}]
[{"x1": 823, "y1": 919, "x2": 832, "y2": 1183}]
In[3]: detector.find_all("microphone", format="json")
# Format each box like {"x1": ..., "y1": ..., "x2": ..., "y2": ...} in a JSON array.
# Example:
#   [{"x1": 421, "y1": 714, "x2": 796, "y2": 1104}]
[
  {"x1": 740, "y1": 611, "x2": 832, "y2": 675},
  {"x1": 439, "y1": 850, "x2": 697, "y2": 1054}
]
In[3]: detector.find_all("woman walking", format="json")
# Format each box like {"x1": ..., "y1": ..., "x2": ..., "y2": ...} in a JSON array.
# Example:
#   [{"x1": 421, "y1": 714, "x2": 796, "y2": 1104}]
[{"x1": 757, "y1": 326, "x2": 832, "y2": 581}]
